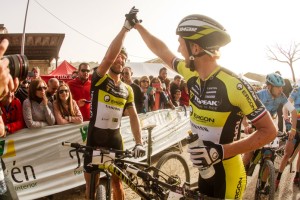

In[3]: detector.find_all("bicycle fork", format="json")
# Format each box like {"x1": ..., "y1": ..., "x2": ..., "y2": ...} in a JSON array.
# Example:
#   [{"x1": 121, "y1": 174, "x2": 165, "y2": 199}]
[{"x1": 90, "y1": 170, "x2": 112, "y2": 200}]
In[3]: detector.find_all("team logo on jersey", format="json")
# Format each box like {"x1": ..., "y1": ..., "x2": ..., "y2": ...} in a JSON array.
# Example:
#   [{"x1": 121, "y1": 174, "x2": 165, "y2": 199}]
[
  {"x1": 104, "y1": 95, "x2": 110, "y2": 102},
  {"x1": 236, "y1": 83, "x2": 243, "y2": 90}
]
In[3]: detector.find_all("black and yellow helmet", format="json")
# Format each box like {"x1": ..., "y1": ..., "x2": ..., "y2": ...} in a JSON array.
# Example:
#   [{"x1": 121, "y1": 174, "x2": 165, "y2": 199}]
[{"x1": 176, "y1": 14, "x2": 231, "y2": 55}]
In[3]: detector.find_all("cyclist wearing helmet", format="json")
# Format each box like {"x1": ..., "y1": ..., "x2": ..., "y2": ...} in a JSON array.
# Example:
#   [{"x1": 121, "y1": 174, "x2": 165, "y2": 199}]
[
  {"x1": 243, "y1": 72, "x2": 297, "y2": 191},
  {"x1": 132, "y1": 12, "x2": 276, "y2": 199}
]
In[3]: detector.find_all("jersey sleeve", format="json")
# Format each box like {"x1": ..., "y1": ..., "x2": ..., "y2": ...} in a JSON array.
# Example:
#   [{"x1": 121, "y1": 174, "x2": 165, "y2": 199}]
[
  {"x1": 228, "y1": 77, "x2": 267, "y2": 123},
  {"x1": 172, "y1": 58, "x2": 198, "y2": 81}
]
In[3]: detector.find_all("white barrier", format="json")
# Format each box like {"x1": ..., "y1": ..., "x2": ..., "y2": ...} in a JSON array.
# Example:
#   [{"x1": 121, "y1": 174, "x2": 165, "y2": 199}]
[{"x1": 0, "y1": 108, "x2": 190, "y2": 200}]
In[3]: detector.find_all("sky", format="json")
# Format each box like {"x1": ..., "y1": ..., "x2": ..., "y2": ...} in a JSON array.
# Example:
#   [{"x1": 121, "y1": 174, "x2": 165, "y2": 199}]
[{"x1": 1, "y1": 0, "x2": 300, "y2": 80}]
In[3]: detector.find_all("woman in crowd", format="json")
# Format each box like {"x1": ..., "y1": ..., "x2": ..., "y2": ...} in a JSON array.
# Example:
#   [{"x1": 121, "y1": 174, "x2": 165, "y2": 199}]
[
  {"x1": 150, "y1": 77, "x2": 173, "y2": 111},
  {"x1": 139, "y1": 76, "x2": 154, "y2": 112},
  {"x1": 23, "y1": 79, "x2": 55, "y2": 128},
  {"x1": 53, "y1": 83, "x2": 83, "y2": 125}
]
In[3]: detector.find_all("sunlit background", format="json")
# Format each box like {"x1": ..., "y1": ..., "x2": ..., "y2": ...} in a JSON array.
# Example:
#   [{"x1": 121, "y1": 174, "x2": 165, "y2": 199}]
[{"x1": 1, "y1": 0, "x2": 300, "y2": 80}]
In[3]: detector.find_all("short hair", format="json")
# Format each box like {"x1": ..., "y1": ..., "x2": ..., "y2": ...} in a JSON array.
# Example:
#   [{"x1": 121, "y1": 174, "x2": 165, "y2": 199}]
[
  {"x1": 174, "y1": 75, "x2": 182, "y2": 80},
  {"x1": 48, "y1": 78, "x2": 59, "y2": 86},
  {"x1": 78, "y1": 63, "x2": 89, "y2": 71},
  {"x1": 159, "y1": 67, "x2": 167, "y2": 74}
]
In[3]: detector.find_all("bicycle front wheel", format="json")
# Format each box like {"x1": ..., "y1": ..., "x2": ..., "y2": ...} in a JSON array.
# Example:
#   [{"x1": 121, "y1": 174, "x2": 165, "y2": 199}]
[
  {"x1": 255, "y1": 159, "x2": 275, "y2": 200},
  {"x1": 154, "y1": 152, "x2": 190, "y2": 186},
  {"x1": 96, "y1": 181, "x2": 108, "y2": 200}
]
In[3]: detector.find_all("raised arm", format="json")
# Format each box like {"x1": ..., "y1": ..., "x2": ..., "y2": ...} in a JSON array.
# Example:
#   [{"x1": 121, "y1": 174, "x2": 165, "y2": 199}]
[
  {"x1": 96, "y1": 7, "x2": 139, "y2": 76},
  {"x1": 134, "y1": 23, "x2": 176, "y2": 69},
  {"x1": 96, "y1": 28, "x2": 128, "y2": 76}
]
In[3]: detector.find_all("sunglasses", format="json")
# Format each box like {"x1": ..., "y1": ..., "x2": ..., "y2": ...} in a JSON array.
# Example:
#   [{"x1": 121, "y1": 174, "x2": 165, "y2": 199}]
[
  {"x1": 36, "y1": 86, "x2": 47, "y2": 91},
  {"x1": 141, "y1": 80, "x2": 149, "y2": 83},
  {"x1": 59, "y1": 90, "x2": 69, "y2": 94},
  {"x1": 122, "y1": 72, "x2": 130, "y2": 75},
  {"x1": 81, "y1": 69, "x2": 90, "y2": 73}
]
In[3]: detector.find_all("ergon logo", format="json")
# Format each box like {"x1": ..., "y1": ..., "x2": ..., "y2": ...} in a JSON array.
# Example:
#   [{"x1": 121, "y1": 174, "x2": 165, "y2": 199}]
[
  {"x1": 193, "y1": 113, "x2": 215, "y2": 123},
  {"x1": 178, "y1": 27, "x2": 197, "y2": 32},
  {"x1": 242, "y1": 90, "x2": 255, "y2": 110},
  {"x1": 111, "y1": 100, "x2": 124, "y2": 106}
]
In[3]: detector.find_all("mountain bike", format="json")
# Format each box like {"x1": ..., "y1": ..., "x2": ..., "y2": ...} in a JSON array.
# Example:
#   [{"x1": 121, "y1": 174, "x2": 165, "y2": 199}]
[
  {"x1": 62, "y1": 141, "x2": 208, "y2": 200},
  {"x1": 246, "y1": 132, "x2": 286, "y2": 200},
  {"x1": 62, "y1": 125, "x2": 193, "y2": 200}
]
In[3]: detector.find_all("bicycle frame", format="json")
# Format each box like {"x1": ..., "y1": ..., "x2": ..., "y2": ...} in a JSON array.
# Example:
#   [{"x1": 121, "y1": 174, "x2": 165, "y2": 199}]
[
  {"x1": 93, "y1": 161, "x2": 152, "y2": 199},
  {"x1": 63, "y1": 142, "x2": 201, "y2": 200}
]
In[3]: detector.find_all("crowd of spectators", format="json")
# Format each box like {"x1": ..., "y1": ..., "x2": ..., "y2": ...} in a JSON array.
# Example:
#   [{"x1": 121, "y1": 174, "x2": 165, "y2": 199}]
[
  {"x1": 0, "y1": 64, "x2": 193, "y2": 136},
  {"x1": 7, "y1": 61, "x2": 294, "y2": 138}
]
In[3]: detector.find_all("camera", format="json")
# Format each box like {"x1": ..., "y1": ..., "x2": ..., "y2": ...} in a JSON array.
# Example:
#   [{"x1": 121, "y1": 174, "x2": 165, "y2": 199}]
[{"x1": 3, "y1": 54, "x2": 29, "y2": 81}]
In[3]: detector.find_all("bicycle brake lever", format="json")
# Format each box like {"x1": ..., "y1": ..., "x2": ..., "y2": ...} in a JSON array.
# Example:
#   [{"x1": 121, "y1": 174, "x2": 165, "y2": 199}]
[
  {"x1": 69, "y1": 149, "x2": 76, "y2": 159},
  {"x1": 69, "y1": 149, "x2": 81, "y2": 169},
  {"x1": 75, "y1": 150, "x2": 81, "y2": 169}
]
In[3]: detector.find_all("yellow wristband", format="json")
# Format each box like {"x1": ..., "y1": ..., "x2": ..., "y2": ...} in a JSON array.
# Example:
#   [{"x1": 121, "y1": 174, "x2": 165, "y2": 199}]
[{"x1": 291, "y1": 128, "x2": 296, "y2": 132}]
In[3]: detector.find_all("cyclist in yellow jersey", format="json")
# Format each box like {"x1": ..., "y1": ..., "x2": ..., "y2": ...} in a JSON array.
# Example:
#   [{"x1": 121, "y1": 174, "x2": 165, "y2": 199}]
[
  {"x1": 131, "y1": 11, "x2": 277, "y2": 199},
  {"x1": 83, "y1": 7, "x2": 145, "y2": 200}
]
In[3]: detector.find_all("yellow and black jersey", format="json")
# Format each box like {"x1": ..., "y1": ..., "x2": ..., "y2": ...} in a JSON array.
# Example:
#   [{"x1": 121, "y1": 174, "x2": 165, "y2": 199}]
[
  {"x1": 173, "y1": 58, "x2": 267, "y2": 145},
  {"x1": 90, "y1": 72, "x2": 134, "y2": 130}
]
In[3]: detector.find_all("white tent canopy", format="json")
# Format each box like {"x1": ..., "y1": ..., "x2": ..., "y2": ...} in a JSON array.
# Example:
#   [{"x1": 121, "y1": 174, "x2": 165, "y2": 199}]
[
  {"x1": 243, "y1": 72, "x2": 266, "y2": 83},
  {"x1": 126, "y1": 62, "x2": 181, "y2": 80},
  {"x1": 240, "y1": 75, "x2": 263, "y2": 85}
]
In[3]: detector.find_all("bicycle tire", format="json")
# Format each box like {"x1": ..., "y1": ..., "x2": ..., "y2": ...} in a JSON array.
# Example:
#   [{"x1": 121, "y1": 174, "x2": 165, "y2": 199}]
[
  {"x1": 254, "y1": 159, "x2": 275, "y2": 200},
  {"x1": 154, "y1": 152, "x2": 190, "y2": 186},
  {"x1": 273, "y1": 153, "x2": 283, "y2": 173},
  {"x1": 96, "y1": 181, "x2": 108, "y2": 200}
]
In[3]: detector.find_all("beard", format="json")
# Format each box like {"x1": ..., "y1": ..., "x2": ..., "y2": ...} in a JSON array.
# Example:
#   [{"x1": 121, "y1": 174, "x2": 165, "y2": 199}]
[
  {"x1": 110, "y1": 63, "x2": 123, "y2": 75},
  {"x1": 110, "y1": 67, "x2": 122, "y2": 75}
]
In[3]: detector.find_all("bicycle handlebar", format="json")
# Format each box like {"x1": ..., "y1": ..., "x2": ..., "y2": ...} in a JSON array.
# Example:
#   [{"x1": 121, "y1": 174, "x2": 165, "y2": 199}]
[{"x1": 62, "y1": 142, "x2": 135, "y2": 168}]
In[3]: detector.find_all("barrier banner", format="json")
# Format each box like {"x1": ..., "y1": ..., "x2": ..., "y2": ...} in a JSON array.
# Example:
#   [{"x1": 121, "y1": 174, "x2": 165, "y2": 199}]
[{"x1": 1, "y1": 108, "x2": 190, "y2": 199}]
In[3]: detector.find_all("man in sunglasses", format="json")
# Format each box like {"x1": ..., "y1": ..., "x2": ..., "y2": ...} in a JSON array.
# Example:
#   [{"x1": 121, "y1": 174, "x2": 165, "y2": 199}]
[{"x1": 68, "y1": 62, "x2": 91, "y2": 121}]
